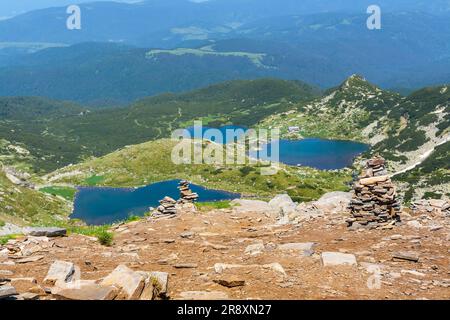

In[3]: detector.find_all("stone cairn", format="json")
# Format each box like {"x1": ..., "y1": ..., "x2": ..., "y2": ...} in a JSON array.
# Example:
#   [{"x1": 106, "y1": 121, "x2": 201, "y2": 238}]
[
  {"x1": 157, "y1": 196, "x2": 177, "y2": 215},
  {"x1": 178, "y1": 180, "x2": 199, "y2": 203},
  {"x1": 347, "y1": 156, "x2": 401, "y2": 228}
]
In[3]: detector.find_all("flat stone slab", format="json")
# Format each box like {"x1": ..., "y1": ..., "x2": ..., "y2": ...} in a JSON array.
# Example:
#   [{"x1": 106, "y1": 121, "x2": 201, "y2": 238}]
[
  {"x1": 214, "y1": 276, "x2": 245, "y2": 288},
  {"x1": 278, "y1": 243, "x2": 316, "y2": 257},
  {"x1": 0, "y1": 285, "x2": 17, "y2": 299},
  {"x1": 23, "y1": 227, "x2": 66, "y2": 237},
  {"x1": 53, "y1": 282, "x2": 118, "y2": 300},
  {"x1": 44, "y1": 261, "x2": 75, "y2": 286},
  {"x1": 360, "y1": 176, "x2": 389, "y2": 185},
  {"x1": 100, "y1": 265, "x2": 145, "y2": 300},
  {"x1": 393, "y1": 251, "x2": 420, "y2": 262},
  {"x1": 14, "y1": 255, "x2": 44, "y2": 264},
  {"x1": 321, "y1": 252, "x2": 357, "y2": 267}
]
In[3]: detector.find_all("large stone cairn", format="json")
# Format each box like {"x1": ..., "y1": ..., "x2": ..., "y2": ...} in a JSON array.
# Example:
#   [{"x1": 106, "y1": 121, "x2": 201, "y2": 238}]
[
  {"x1": 157, "y1": 196, "x2": 177, "y2": 215},
  {"x1": 178, "y1": 180, "x2": 199, "y2": 203},
  {"x1": 347, "y1": 156, "x2": 401, "y2": 228}
]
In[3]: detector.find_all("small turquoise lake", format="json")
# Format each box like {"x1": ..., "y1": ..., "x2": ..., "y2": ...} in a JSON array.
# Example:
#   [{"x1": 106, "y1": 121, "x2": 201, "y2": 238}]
[{"x1": 71, "y1": 180, "x2": 240, "y2": 225}]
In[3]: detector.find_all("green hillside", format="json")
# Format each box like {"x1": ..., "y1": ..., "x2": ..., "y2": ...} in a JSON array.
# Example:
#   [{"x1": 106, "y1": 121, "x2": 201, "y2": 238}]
[
  {"x1": 0, "y1": 171, "x2": 71, "y2": 226},
  {"x1": 0, "y1": 78, "x2": 317, "y2": 173},
  {"x1": 257, "y1": 76, "x2": 450, "y2": 200}
]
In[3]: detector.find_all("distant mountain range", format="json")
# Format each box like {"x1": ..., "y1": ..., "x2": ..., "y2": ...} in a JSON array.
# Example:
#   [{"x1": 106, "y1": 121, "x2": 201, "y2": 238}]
[{"x1": 0, "y1": 1, "x2": 449, "y2": 102}]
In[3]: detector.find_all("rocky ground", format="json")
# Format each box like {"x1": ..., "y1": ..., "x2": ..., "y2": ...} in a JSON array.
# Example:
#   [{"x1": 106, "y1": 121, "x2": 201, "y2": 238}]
[{"x1": 1, "y1": 194, "x2": 449, "y2": 300}]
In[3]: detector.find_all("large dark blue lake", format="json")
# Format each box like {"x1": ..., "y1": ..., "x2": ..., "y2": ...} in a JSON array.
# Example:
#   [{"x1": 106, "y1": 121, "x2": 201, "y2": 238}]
[
  {"x1": 250, "y1": 138, "x2": 369, "y2": 170},
  {"x1": 184, "y1": 125, "x2": 369, "y2": 169},
  {"x1": 71, "y1": 180, "x2": 240, "y2": 225}
]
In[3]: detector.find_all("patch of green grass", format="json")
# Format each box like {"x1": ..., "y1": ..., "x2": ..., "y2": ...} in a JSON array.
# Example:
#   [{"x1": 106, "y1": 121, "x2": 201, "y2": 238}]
[
  {"x1": 0, "y1": 220, "x2": 5, "y2": 227},
  {"x1": 0, "y1": 234, "x2": 19, "y2": 245},
  {"x1": 68, "y1": 224, "x2": 110, "y2": 237},
  {"x1": 123, "y1": 215, "x2": 141, "y2": 223},
  {"x1": 67, "y1": 225, "x2": 114, "y2": 246},
  {"x1": 84, "y1": 175, "x2": 105, "y2": 186},
  {"x1": 196, "y1": 201, "x2": 232, "y2": 211},
  {"x1": 97, "y1": 230, "x2": 114, "y2": 246},
  {"x1": 40, "y1": 186, "x2": 77, "y2": 201}
]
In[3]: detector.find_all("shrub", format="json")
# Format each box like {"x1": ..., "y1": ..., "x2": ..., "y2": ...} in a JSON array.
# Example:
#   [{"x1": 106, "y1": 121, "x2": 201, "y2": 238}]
[
  {"x1": 0, "y1": 220, "x2": 5, "y2": 227},
  {"x1": 239, "y1": 166, "x2": 255, "y2": 176},
  {"x1": 97, "y1": 230, "x2": 114, "y2": 246}
]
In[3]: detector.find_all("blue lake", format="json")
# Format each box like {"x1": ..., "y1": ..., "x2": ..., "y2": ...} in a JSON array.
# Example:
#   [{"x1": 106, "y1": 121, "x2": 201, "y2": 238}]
[
  {"x1": 185, "y1": 125, "x2": 369, "y2": 170},
  {"x1": 71, "y1": 180, "x2": 240, "y2": 225},
  {"x1": 249, "y1": 138, "x2": 369, "y2": 170}
]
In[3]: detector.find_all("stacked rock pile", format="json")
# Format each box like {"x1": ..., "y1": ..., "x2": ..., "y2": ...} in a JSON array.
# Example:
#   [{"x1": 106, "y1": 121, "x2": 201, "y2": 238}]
[
  {"x1": 156, "y1": 197, "x2": 177, "y2": 215},
  {"x1": 178, "y1": 180, "x2": 199, "y2": 203},
  {"x1": 347, "y1": 156, "x2": 401, "y2": 228}
]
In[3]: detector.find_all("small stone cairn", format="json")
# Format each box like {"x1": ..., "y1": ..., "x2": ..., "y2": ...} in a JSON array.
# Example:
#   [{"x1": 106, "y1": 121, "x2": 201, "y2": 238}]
[
  {"x1": 157, "y1": 196, "x2": 177, "y2": 215},
  {"x1": 178, "y1": 180, "x2": 199, "y2": 203},
  {"x1": 347, "y1": 156, "x2": 401, "y2": 228}
]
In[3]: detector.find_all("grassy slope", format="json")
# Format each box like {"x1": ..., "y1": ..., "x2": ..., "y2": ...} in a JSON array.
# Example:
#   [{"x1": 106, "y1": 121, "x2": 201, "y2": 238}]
[
  {"x1": 44, "y1": 139, "x2": 352, "y2": 203},
  {"x1": 0, "y1": 172, "x2": 71, "y2": 226},
  {"x1": 394, "y1": 141, "x2": 450, "y2": 202}
]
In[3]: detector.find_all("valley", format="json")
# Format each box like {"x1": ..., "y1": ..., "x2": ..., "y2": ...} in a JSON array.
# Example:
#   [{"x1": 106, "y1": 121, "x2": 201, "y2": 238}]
[
  {"x1": 0, "y1": 75, "x2": 448, "y2": 229},
  {"x1": 0, "y1": 0, "x2": 449, "y2": 303}
]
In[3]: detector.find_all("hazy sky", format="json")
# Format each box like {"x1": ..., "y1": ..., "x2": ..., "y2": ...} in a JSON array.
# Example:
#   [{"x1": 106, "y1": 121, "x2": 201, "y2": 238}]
[{"x1": 0, "y1": 0, "x2": 141, "y2": 18}]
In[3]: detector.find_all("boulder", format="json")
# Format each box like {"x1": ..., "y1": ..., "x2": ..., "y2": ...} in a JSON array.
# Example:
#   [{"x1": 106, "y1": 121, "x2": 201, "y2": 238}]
[
  {"x1": 43, "y1": 261, "x2": 75, "y2": 286},
  {"x1": 278, "y1": 242, "x2": 316, "y2": 257},
  {"x1": 0, "y1": 285, "x2": 17, "y2": 299},
  {"x1": 321, "y1": 252, "x2": 357, "y2": 267},
  {"x1": 135, "y1": 271, "x2": 168, "y2": 300},
  {"x1": 230, "y1": 199, "x2": 274, "y2": 214},
  {"x1": 269, "y1": 194, "x2": 297, "y2": 216},
  {"x1": 313, "y1": 192, "x2": 352, "y2": 214},
  {"x1": 149, "y1": 271, "x2": 169, "y2": 299},
  {"x1": 23, "y1": 227, "x2": 66, "y2": 237},
  {"x1": 100, "y1": 265, "x2": 145, "y2": 300}
]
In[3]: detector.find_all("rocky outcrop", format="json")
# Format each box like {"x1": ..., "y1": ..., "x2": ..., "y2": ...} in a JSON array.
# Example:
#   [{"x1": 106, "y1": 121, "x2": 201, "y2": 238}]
[
  {"x1": 2, "y1": 166, "x2": 34, "y2": 189},
  {"x1": 23, "y1": 227, "x2": 67, "y2": 238},
  {"x1": 411, "y1": 199, "x2": 450, "y2": 216}
]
